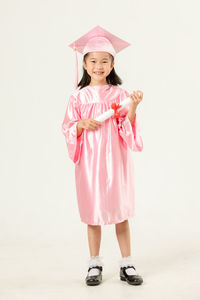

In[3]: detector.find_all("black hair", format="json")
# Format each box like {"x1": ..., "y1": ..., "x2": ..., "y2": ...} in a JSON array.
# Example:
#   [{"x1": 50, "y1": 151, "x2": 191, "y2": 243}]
[{"x1": 77, "y1": 53, "x2": 123, "y2": 89}]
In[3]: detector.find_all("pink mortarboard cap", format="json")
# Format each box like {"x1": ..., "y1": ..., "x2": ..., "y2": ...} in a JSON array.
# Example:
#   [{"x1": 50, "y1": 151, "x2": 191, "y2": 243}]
[{"x1": 68, "y1": 25, "x2": 131, "y2": 90}]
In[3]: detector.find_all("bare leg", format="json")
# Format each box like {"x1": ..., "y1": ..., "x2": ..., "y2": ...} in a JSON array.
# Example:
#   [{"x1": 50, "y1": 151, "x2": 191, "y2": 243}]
[
  {"x1": 115, "y1": 220, "x2": 131, "y2": 257},
  {"x1": 87, "y1": 225, "x2": 101, "y2": 256}
]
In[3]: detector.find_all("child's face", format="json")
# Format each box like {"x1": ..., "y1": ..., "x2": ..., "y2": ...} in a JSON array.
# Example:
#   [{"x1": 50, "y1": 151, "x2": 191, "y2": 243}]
[{"x1": 83, "y1": 52, "x2": 114, "y2": 84}]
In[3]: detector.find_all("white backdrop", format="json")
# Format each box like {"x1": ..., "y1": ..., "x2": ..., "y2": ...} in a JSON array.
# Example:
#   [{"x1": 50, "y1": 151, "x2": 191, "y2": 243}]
[{"x1": 1, "y1": 0, "x2": 200, "y2": 299}]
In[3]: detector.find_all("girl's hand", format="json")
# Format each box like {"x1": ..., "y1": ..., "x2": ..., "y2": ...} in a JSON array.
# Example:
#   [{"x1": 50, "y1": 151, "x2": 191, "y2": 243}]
[
  {"x1": 77, "y1": 119, "x2": 102, "y2": 131},
  {"x1": 129, "y1": 90, "x2": 143, "y2": 109}
]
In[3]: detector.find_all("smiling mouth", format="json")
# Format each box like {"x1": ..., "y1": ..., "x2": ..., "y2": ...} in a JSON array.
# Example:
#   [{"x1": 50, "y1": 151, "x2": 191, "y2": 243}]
[{"x1": 94, "y1": 72, "x2": 104, "y2": 75}]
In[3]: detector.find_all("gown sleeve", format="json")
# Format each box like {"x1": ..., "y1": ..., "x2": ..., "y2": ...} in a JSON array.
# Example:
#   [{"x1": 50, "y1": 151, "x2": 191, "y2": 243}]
[
  {"x1": 117, "y1": 89, "x2": 143, "y2": 152},
  {"x1": 61, "y1": 94, "x2": 83, "y2": 164}
]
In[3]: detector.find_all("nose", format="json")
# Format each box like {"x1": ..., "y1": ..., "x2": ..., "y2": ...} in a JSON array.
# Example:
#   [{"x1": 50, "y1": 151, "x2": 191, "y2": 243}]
[{"x1": 96, "y1": 63, "x2": 104, "y2": 69}]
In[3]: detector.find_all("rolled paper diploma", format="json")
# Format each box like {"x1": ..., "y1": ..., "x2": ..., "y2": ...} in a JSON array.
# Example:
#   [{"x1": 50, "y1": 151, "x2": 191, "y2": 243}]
[{"x1": 94, "y1": 97, "x2": 131, "y2": 122}]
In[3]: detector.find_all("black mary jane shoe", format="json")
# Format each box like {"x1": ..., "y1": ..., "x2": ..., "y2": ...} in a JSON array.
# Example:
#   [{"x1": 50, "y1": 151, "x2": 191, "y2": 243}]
[
  {"x1": 120, "y1": 265, "x2": 143, "y2": 285},
  {"x1": 85, "y1": 266, "x2": 103, "y2": 286}
]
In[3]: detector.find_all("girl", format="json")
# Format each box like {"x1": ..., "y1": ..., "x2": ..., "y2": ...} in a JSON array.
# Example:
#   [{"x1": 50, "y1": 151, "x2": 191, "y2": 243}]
[{"x1": 61, "y1": 26, "x2": 144, "y2": 286}]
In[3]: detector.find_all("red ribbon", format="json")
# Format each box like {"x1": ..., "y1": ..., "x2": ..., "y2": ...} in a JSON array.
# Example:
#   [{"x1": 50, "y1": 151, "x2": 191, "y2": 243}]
[{"x1": 111, "y1": 103, "x2": 122, "y2": 118}]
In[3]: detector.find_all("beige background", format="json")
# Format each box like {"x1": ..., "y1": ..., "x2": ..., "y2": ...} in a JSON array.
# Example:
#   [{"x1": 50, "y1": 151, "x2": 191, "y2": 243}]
[{"x1": 1, "y1": 0, "x2": 200, "y2": 299}]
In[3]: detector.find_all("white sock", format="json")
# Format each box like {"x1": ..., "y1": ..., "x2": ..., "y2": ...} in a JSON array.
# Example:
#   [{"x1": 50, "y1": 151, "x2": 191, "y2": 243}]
[
  {"x1": 88, "y1": 268, "x2": 100, "y2": 276},
  {"x1": 119, "y1": 256, "x2": 138, "y2": 275},
  {"x1": 87, "y1": 256, "x2": 104, "y2": 276}
]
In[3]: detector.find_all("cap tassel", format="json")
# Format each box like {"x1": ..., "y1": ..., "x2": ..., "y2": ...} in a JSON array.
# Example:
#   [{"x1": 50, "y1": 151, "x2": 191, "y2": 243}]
[{"x1": 73, "y1": 47, "x2": 78, "y2": 90}]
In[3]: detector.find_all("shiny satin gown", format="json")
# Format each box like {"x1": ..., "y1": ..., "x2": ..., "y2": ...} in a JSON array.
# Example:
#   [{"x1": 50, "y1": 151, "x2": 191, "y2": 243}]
[{"x1": 61, "y1": 84, "x2": 143, "y2": 225}]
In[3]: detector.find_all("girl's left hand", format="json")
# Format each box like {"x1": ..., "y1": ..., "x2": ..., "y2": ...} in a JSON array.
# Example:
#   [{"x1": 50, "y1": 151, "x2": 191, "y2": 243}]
[{"x1": 129, "y1": 90, "x2": 143, "y2": 109}]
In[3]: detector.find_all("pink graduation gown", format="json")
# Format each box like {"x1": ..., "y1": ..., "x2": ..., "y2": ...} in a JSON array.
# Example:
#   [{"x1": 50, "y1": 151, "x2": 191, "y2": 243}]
[{"x1": 61, "y1": 84, "x2": 143, "y2": 225}]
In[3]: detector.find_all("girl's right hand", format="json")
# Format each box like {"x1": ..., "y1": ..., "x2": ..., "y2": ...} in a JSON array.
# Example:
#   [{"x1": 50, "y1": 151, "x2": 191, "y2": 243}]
[{"x1": 77, "y1": 119, "x2": 102, "y2": 131}]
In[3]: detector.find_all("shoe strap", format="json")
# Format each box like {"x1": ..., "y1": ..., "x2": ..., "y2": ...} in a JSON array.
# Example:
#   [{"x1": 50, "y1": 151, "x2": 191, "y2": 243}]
[{"x1": 123, "y1": 265, "x2": 136, "y2": 270}]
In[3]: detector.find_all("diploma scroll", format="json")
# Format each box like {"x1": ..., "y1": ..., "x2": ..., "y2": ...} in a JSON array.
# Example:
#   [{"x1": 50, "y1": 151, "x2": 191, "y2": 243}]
[{"x1": 94, "y1": 97, "x2": 131, "y2": 122}]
